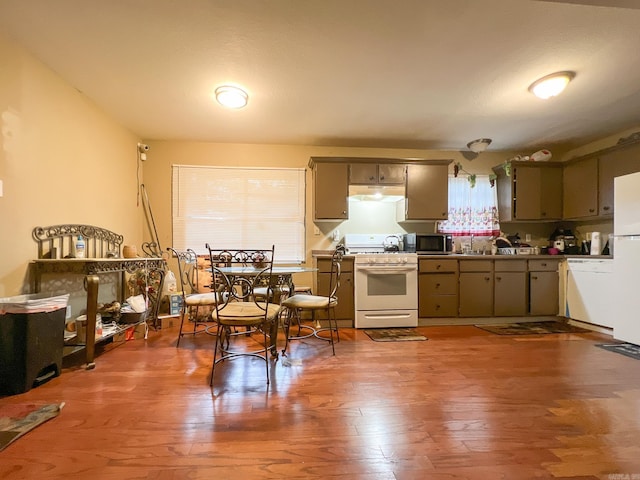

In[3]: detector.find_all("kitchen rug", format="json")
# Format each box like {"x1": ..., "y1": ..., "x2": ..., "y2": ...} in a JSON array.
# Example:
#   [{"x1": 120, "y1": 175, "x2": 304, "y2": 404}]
[
  {"x1": 596, "y1": 342, "x2": 640, "y2": 360},
  {"x1": 0, "y1": 402, "x2": 64, "y2": 451},
  {"x1": 364, "y1": 328, "x2": 427, "y2": 342},
  {"x1": 475, "y1": 320, "x2": 589, "y2": 335}
]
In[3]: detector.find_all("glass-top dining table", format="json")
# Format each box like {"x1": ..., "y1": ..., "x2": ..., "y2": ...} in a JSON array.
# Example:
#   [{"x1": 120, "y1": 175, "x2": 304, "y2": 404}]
[{"x1": 213, "y1": 265, "x2": 317, "y2": 356}]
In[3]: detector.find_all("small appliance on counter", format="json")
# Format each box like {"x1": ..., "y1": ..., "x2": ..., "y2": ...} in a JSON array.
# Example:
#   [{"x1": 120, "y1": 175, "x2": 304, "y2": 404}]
[
  {"x1": 403, "y1": 233, "x2": 453, "y2": 254},
  {"x1": 549, "y1": 228, "x2": 579, "y2": 254},
  {"x1": 564, "y1": 234, "x2": 579, "y2": 254}
]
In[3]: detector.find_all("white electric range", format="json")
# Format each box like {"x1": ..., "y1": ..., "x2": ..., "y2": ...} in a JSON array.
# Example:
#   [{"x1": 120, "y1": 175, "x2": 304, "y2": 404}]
[{"x1": 344, "y1": 234, "x2": 418, "y2": 328}]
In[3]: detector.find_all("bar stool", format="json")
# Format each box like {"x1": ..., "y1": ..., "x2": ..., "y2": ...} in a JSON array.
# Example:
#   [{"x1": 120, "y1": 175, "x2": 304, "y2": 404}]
[{"x1": 281, "y1": 246, "x2": 345, "y2": 355}]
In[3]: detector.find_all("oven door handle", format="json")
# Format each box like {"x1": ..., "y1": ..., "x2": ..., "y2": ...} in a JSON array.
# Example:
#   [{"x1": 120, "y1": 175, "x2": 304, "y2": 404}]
[{"x1": 357, "y1": 266, "x2": 417, "y2": 274}]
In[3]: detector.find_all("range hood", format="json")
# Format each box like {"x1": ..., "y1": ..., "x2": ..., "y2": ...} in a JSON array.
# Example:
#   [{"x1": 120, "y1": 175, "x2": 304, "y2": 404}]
[{"x1": 348, "y1": 185, "x2": 405, "y2": 202}]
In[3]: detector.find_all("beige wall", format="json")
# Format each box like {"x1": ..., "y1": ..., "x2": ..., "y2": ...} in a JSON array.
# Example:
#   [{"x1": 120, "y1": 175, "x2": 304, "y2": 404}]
[{"x1": 0, "y1": 34, "x2": 143, "y2": 297}]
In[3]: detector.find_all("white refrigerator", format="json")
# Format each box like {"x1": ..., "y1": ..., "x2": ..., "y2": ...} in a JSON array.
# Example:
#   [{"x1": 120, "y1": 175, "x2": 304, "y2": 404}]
[{"x1": 613, "y1": 171, "x2": 640, "y2": 345}]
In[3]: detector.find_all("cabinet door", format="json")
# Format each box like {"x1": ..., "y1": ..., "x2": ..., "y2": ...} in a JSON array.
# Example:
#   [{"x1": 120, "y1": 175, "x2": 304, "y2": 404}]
[
  {"x1": 316, "y1": 271, "x2": 354, "y2": 321},
  {"x1": 494, "y1": 271, "x2": 527, "y2": 316},
  {"x1": 404, "y1": 163, "x2": 448, "y2": 220},
  {"x1": 494, "y1": 166, "x2": 514, "y2": 222},
  {"x1": 598, "y1": 143, "x2": 640, "y2": 216},
  {"x1": 529, "y1": 271, "x2": 559, "y2": 315},
  {"x1": 459, "y1": 272, "x2": 493, "y2": 316},
  {"x1": 350, "y1": 163, "x2": 406, "y2": 185},
  {"x1": 314, "y1": 163, "x2": 349, "y2": 220},
  {"x1": 512, "y1": 165, "x2": 562, "y2": 220},
  {"x1": 539, "y1": 166, "x2": 563, "y2": 220},
  {"x1": 378, "y1": 164, "x2": 406, "y2": 184},
  {"x1": 563, "y1": 157, "x2": 598, "y2": 219},
  {"x1": 513, "y1": 166, "x2": 541, "y2": 220},
  {"x1": 349, "y1": 164, "x2": 378, "y2": 185}
]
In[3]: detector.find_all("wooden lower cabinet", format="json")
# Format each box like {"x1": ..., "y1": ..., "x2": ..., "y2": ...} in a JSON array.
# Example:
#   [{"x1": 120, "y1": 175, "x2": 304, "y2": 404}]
[
  {"x1": 459, "y1": 272, "x2": 494, "y2": 316},
  {"x1": 458, "y1": 260, "x2": 494, "y2": 317},
  {"x1": 418, "y1": 259, "x2": 459, "y2": 317},
  {"x1": 418, "y1": 256, "x2": 560, "y2": 319},
  {"x1": 528, "y1": 259, "x2": 560, "y2": 315},
  {"x1": 494, "y1": 260, "x2": 528, "y2": 316},
  {"x1": 316, "y1": 257, "x2": 354, "y2": 321}
]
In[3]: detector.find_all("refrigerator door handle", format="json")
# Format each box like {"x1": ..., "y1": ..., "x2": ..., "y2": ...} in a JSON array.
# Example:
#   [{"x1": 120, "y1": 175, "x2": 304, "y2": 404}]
[{"x1": 612, "y1": 234, "x2": 640, "y2": 239}]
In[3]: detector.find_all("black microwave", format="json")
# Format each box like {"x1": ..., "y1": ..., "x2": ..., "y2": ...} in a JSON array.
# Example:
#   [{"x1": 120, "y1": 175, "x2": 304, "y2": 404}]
[{"x1": 403, "y1": 233, "x2": 453, "y2": 254}]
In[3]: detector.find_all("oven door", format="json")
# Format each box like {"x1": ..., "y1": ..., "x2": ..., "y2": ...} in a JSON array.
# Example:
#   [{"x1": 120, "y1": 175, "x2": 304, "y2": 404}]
[{"x1": 355, "y1": 265, "x2": 417, "y2": 311}]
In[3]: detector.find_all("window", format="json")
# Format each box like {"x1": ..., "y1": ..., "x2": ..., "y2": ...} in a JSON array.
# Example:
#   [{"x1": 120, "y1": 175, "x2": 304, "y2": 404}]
[
  {"x1": 172, "y1": 165, "x2": 306, "y2": 263},
  {"x1": 437, "y1": 175, "x2": 500, "y2": 237}
]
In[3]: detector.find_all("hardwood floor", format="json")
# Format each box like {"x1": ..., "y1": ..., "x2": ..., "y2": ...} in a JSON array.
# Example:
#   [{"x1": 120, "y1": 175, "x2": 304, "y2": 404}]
[{"x1": 2, "y1": 322, "x2": 640, "y2": 479}]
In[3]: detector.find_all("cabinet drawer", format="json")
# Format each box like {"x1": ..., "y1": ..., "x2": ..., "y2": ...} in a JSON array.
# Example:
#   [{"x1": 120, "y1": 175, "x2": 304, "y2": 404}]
[
  {"x1": 528, "y1": 259, "x2": 560, "y2": 272},
  {"x1": 419, "y1": 258, "x2": 458, "y2": 273},
  {"x1": 317, "y1": 257, "x2": 354, "y2": 273},
  {"x1": 420, "y1": 295, "x2": 458, "y2": 317},
  {"x1": 495, "y1": 259, "x2": 527, "y2": 272},
  {"x1": 421, "y1": 273, "x2": 457, "y2": 294},
  {"x1": 459, "y1": 260, "x2": 493, "y2": 272}
]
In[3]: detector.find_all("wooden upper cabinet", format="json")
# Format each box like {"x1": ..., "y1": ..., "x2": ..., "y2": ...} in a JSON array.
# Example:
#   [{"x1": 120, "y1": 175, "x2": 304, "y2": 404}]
[
  {"x1": 311, "y1": 157, "x2": 450, "y2": 222},
  {"x1": 563, "y1": 157, "x2": 598, "y2": 219},
  {"x1": 313, "y1": 162, "x2": 349, "y2": 221},
  {"x1": 350, "y1": 163, "x2": 406, "y2": 185},
  {"x1": 598, "y1": 143, "x2": 640, "y2": 216},
  {"x1": 400, "y1": 163, "x2": 449, "y2": 221},
  {"x1": 494, "y1": 162, "x2": 562, "y2": 221}
]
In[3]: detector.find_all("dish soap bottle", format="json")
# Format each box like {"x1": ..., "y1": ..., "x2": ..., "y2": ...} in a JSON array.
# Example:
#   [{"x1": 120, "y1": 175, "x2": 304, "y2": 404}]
[{"x1": 75, "y1": 235, "x2": 86, "y2": 258}]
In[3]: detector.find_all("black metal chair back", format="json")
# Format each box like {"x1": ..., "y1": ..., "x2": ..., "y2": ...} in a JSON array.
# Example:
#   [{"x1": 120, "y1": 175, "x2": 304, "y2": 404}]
[
  {"x1": 204, "y1": 245, "x2": 281, "y2": 386},
  {"x1": 167, "y1": 247, "x2": 218, "y2": 346}
]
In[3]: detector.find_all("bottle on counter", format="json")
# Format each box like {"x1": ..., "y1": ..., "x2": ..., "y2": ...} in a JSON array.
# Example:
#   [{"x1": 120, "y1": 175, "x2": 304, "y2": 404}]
[{"x1": 75, "y1": 235, "x2": 86, "y2": 258}]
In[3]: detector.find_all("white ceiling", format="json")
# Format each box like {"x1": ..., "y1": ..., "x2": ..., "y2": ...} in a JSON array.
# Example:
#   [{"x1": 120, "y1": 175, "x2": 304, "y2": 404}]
[{"x1": 1, "y1": 0, "x2": 640, "y2": 153}]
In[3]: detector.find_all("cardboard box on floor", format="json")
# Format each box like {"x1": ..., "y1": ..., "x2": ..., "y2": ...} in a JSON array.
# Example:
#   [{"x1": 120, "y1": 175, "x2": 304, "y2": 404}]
[{"x1": 158, "y1": 314, "x2": 180, "y2": 330}]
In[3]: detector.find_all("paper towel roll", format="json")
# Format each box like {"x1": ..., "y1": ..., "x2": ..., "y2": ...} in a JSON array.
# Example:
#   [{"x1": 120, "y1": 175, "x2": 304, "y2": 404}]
[{"x1": 590, "y1": 232, "x2": 601, "y2": 255}]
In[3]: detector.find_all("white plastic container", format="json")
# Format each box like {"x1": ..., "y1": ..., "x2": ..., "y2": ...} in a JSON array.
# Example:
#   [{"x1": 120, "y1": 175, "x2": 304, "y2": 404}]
[
  {"x1": 590, "y1": 232, "x2": 602, "y2": 255},
  {"x1": 531, "y1": 149, "x2": 552, "y2": 162},
  {"x1": 75, "y1": 235, "x2": 86, "y2": 258}
]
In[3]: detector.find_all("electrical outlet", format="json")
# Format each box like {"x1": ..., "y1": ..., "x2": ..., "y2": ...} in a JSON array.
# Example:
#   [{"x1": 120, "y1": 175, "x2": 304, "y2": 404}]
[
  {"x1": 525, "y1": 234, "x2": 532, "y2": 242},
  {"x1": 66, "y1": 305, "x2": 71, "y2": 320}
]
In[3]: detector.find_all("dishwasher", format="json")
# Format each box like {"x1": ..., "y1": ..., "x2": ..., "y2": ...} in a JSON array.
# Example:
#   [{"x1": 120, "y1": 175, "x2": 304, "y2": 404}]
[{"x1": 565, "y1": 258, "x2": 614, "y2": 329}]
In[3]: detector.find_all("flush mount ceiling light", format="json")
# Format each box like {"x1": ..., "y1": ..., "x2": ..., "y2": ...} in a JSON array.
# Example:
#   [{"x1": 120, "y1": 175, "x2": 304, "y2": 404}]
[
  {"x1": 528, "y1": 71, "x2": 575, "y2": 99},
  {"x1": 467, "y1": 138, "x2": 492, "y2": 153},
  {"x1": 215, "y1": 85, "x2": 248, "y2": 109}
]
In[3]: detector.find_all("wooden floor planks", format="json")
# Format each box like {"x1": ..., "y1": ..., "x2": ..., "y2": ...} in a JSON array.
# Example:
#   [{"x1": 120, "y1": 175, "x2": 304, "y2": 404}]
[{"x1": 1, "y1": 323, "x2": 639, "y2": 479}]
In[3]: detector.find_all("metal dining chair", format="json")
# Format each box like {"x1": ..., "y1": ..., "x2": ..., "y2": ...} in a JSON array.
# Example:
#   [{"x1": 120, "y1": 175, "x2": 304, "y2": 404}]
[
  {"x1": 166, "y1": 247, "x2": 219, "y2": 347},
  {"x1": 281, "y1": 245, "x2": 345, "y2": 356},
  {"x1": 205, "y1": 245, "x2": 284, "y2": 386}
]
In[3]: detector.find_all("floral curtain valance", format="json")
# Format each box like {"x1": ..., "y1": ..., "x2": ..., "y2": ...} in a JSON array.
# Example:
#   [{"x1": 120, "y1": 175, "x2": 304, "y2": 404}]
[{"x1": 437, "y1": 175, "x2": 500, "y2": 237}]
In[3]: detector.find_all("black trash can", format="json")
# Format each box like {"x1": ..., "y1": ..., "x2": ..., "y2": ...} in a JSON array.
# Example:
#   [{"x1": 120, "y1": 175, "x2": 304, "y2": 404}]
[{"x1": 0, "y1": 294, "x2": 69, "y2": 396}]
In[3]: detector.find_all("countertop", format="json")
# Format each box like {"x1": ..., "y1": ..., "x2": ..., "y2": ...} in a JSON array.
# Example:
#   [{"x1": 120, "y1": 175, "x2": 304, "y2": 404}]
[{"x1": 311, "y1": 250, "x2": 613, "y2": 260}]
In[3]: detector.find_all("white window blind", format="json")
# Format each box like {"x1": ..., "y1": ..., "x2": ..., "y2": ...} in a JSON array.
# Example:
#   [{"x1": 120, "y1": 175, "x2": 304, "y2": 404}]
[{"x1": 172, "y1": 165, "x2": 306, "y2": 263}]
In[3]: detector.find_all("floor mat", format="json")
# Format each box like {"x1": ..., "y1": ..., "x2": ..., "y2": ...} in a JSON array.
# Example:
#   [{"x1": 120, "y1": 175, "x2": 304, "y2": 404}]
[
  {"x1": 595, "y1": 342, "x2": 640, "y2": 360},
  {"x1": 475, "y1": 320, "x2": 590, "y2": 335},
  {"x1": 0, "y1": 403, "x2": 64, "y2": 451},
  {"x1": 364, "y1": 328, "x2": 427, "y2": 342}
]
